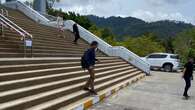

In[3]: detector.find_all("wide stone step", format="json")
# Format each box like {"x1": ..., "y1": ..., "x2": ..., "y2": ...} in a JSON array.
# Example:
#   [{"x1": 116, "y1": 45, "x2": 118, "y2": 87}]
[
  {"x1": 0, "y1": 59, "x2": 124, "y2": 73},
  {"x1": 0, "y1": 52, "x2": 81, "y2": 58},
  {"x1": 0, "y1": 63, "x2": 130, "y2": 87},
  {"x1": 2, "y1": 32, "x2": 90, "y2": 49},
  {"x1": 0, "y1": 45, "x2": 86, "y2": 53},
  {"x1": 8, "y1": 16, "x2": 57, "y2": 29},
  {"x1": 61, "y1": 73, "x2": 144, "y2": 110},
  {"x1": 4, "y1": 30, "x2": 60, "y2": 40},
  {"x1": 31, "y1": 71, "x2": 141, "y2": 110},
  {"x1": 7, "y1": 23, "x2": 59, "y2": 37},
  {"x1": 0, "y1": 39, "x2": 89, "y2": 51},
  {"x1": 0, "y1": 47, "x2": 23, "y2": 52},
  {"x1": 0, "y1": 43, "x2": 21, "y2": 49},
  {"x1": 0, "y1": 70, "x2": 141, "y2": 110},
  {"x1": 32, "y1": 49, "x2": 104, "y2": 55},
  {"x1": 3, "y1": 30, "x2": 84, "y2": 46},
  {"x1": 0, "y1": 66, "x2": 134, "y2": 103},
  {"x1": 0, "y1": 57, "x2": 119, "y2": 65},
  {"x1": 8, "y1": 17, "x2": 58, "y2": 34},
  {"x1": 0, "y1": 43, "x2": 86, "y2": 52}
]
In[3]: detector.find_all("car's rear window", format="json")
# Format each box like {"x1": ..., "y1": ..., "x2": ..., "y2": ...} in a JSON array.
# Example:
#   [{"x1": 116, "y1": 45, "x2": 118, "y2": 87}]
[
  {"x1": 170, "y1": 55, "x2": 179, "y2": 59},
  {"x1": 148, "y1": 54, "x2": 167, "y2": 58}
]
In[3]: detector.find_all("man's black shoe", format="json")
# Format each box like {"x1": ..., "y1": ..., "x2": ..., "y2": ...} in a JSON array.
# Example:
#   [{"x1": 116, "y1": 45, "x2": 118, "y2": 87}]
[
  {"x1": 73, "y1": 41, "x2": 78, "y2": 45},
  {"x1": 83, "y1": 87, "x2": 90, "y2": 91},
  {"x1": 90, "y1": 90, "x2": 98, "y2": 95},
  {"x1": 183, "y1": 95, "x2": 190, "y2": 100}
]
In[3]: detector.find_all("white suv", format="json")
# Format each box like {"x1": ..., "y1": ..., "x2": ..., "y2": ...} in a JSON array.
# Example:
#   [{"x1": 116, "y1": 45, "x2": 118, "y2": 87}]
[{"x1": 142, "y1": 53, "x2": 181, "y2": 72}]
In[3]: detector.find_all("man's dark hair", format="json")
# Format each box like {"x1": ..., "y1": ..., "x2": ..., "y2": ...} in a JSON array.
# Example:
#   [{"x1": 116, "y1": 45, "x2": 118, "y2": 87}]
[{"x1": 90, "y1": 41, "x2": 98, "y2": 46}]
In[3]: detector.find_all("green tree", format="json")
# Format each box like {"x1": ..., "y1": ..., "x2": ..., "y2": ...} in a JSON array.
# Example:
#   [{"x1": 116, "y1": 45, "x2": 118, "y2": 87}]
[
  {"x1": 122, "y1": 35, "x2": 165, "y2": 56},
  {"x1": 161, "y1": 37, "x2": 175, "y2": 53},
  {"x1": 47, "y1": 9, "x2": 92, "y2": 29},
  {"x1": 89, "y1": 25, "x2": 117, "y2": 45},
  {"x1": 173, "y1": 28, "x2": 195, "y2": 62},
  {"x1": 89, "y1": 25, "x2": 102, "y2": 37}
]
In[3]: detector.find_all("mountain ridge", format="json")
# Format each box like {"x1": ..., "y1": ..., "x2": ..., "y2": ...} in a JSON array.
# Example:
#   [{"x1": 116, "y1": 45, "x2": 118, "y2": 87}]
[{"x1": 87, "y1": 15, "x2": 194, "y2": 40}]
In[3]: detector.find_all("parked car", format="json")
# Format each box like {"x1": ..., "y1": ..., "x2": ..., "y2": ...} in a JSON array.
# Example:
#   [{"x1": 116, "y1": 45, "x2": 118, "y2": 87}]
[{"x1": 142, "y1": 53, "x2": 181, "y2": 72}]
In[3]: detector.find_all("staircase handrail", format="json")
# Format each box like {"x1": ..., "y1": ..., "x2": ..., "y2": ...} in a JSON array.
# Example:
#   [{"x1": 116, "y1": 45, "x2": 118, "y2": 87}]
[
  {"x1": 0, "y1": 13, "x2": 33, "y2": 57},
  {"x1": 0, "y1": 14, "x2": 25, "y2": 37},
  {"x1": 0, "y1": 13, "x2": 32, "y2": 39},
  {"x1": 1, "y1": 8, "x2": 8, "y2": 16},
  {"x1": 4, "y1": 1, "x2": 49, "y2": 23}
]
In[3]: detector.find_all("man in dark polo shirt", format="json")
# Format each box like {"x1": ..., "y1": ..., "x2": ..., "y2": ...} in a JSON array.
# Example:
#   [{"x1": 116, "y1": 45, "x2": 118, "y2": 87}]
[
  {"x1": 182, "y1": 58, "x2": 194, "y2": 99},
  {"x1": 82, "y1": 41, "x2": 99, "y2": 95}
]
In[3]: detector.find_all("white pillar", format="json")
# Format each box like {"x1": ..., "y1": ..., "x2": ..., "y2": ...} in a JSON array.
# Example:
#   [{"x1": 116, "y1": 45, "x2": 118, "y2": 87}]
[{"x1": 34, "y1": 0, "x2": 46, "y2": 14}]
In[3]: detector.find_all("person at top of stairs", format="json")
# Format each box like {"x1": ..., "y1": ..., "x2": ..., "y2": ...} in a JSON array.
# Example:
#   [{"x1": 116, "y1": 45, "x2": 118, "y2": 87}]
[
  {"x1": 73, "y1": 23, "x2": 80, "y2": 44},
  {"x1": 82, "y1": 41, "x2": 99, "y2": 95},
  {"x1": 57, "y1": 13, "x2": 65, "y2": 38}
]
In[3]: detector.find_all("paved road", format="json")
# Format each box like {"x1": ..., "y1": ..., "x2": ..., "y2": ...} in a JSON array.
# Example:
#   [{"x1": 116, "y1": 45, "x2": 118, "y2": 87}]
[{"x1": 89, "y1": 71, "x2": 195, "y2": 110}]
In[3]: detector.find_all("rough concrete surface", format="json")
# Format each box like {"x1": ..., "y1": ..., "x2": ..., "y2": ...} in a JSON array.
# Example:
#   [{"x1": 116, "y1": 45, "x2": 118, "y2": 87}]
[{"x1": 89, "y1": 71, "x2": 195, "y2": 110}]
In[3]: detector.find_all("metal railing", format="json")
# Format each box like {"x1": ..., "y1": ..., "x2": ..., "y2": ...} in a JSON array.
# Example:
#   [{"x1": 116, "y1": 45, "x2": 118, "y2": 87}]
[
  {"x1": 4, "y1": 1, "x2": 49, "y2": 23},
  {"x1": 0, "y1": 9, "x2": 33, "y2": 57},
  {"x1": 1, "y1": 8, "x2": 8, "y2": 16}
]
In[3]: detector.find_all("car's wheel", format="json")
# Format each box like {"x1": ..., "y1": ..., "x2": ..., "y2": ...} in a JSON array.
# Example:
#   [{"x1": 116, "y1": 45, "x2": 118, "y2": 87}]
[
  {"x1": 150, "y1": 66, "x2": 154, "y2": 70},
  {"x1": 163, "y1": 64, "x2": 173, "y2": 72}
]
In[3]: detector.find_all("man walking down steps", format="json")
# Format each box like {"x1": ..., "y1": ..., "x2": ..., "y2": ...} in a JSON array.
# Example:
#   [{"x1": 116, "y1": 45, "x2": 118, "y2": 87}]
[{"x1": 81, "y1": 41, "x2": 99, "y2": 95}]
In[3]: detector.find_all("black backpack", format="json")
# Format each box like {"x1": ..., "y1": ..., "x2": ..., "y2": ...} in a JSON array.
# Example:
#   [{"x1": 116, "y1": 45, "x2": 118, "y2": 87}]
[
  {"x1": 81, "y1": 56, "x2": 87, "y2": 69},
  {"x1": 81, "y1": 50, "x2": 89, "y2": 69}
]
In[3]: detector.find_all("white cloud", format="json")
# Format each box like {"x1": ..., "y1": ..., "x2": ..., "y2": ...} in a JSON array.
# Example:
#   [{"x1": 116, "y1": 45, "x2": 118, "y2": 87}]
[
  {"x1": 53, "y1": 0, "x2": 195, "y2": 25},
  {"x1": 131, "y1": 10, "x2": 194, "y2": 24},
  {"x1": 54, "y1": 0, "x2": 109, "y2": 7},
  {"x1": 147, "y1": 0, "x2": 187, "y2": 6},
  {"x1": 54, "y1": 0, "x2": 118, "y2": 16},
  {"x1": 60, "y1": 5, "x2": 94, "y2": 14}
]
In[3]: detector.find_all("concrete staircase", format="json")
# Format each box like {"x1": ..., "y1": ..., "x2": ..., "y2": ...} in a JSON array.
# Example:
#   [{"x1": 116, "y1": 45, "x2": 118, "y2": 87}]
[
  {"x1": 0, "y1": 57, "x2": 144, "y2": 110},
  {"x1": 0, "y1": 7, "x2": 104, "y2": 57},
  {"x1": 0, "y1": 7, "x2": 145, "y2": 110}
]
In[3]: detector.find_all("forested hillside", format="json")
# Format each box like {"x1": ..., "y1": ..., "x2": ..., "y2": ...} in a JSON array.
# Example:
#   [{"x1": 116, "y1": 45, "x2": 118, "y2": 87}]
[{"x1": 87, "y1": 15, "x2": 194, "y2": 40}]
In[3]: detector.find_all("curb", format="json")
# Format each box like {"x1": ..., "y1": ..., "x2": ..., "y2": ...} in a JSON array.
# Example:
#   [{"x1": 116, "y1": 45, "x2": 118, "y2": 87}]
[{"x1": 66, "y1": 73, "x2": 146, "y2": 110}]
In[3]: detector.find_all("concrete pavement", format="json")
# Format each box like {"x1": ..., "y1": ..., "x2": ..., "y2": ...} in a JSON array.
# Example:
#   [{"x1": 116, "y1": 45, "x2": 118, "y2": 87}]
[{"x1": 89, "y1": 71, "x2": 195, "y2": 110}]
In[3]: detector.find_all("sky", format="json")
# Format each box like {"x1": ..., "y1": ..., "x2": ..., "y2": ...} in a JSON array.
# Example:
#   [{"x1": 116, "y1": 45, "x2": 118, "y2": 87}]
[
  {"x1": 2, "y1": 0, "x2": 194, "y2": 24},
  {"x1": 53, "y1": 0, "x2": 195, "y2": 24}
]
